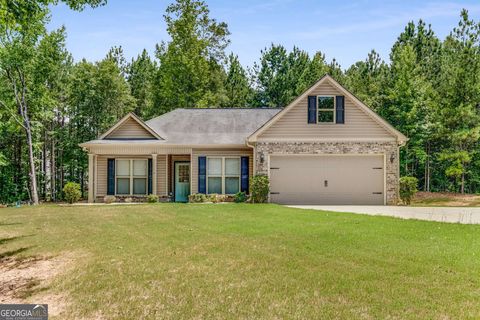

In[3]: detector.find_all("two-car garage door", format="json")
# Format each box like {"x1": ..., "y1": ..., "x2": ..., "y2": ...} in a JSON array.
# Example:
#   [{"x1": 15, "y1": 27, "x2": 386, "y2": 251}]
[{"x1": 269, "y1": 155, "x2": 385, "y2": 205}]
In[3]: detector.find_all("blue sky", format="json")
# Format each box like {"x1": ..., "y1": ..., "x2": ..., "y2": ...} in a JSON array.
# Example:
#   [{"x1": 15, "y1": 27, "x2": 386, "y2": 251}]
[{"x1": 48, "y1": 0, "x2": 480, "y2": 69}]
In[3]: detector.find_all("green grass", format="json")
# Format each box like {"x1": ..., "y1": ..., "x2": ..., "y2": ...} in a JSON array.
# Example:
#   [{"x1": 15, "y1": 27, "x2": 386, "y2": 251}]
[{"x1": 1, "y1": 204, "x2": 480, "y2": 319}]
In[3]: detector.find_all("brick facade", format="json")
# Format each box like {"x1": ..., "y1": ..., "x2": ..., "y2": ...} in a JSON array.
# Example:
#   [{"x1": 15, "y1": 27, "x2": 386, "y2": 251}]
[{"x1": 254, "y1": 141, "x2": 399, "y2": 205}]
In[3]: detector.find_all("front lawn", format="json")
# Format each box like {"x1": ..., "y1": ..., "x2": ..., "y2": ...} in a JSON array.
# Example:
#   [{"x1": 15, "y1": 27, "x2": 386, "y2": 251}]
[{"x1": 1, "y1": 204, "x2": 479, "y2": 319}]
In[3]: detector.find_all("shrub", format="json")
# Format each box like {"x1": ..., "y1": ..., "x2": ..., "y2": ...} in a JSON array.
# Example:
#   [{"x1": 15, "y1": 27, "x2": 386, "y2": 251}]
[
  {"x1": 208, "y1": 193, "x2": 219, "y2": 203},
  {"x1": 189, "y1": 193, "x2": 207, "y2": 203},
  {"x1": 234, "y1": 191, "x2": 247, "y2": 203},
  {"x1": 63, "y1": 182, "x2": 81, "y2": 204},
  {"x1": 124, "y1": 197, "x2": 133, "y2": 203},
  {"x1": 147, "y1": 194, "x2": 159, "y2": 203},
  {"x1": 399, "y1": 176, "x2": 418, "y2": 205},
  {"x1": 104, "y1": 195, "x2": 116, "y2": 204},
  {"x1": 188, "y1": 193, "x2": 231, "y2": 203},
  {"x1": 217, "y1": 194, "x2": 229, "y2": 202},
  {"x1": 250, "y1": 175, "x2": 269, "y2": 203}
]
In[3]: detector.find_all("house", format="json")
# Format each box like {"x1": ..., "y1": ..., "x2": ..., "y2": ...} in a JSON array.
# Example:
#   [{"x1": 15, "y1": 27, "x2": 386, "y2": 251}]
[{"x1": 79, "y1": 75, "x2": 407, "y2": 205}]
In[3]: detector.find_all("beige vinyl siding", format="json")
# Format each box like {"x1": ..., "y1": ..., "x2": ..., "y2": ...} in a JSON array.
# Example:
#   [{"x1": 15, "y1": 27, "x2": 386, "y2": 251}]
[
  {"x1": 105, "y1": 117, "x2": 155, "y2": 139},
  {"x1": 96, "y1": 156, "x2": 107, "y2": 196},
  {"x1": 258, "y1": 81, "x2": 394, "y2": 141},
  {"x1": 96, "y1": 155, "x2": 165, "y2": 197},
  {"x1": 157, "y1": 155, "x2": 167, "y2": 196},
  {"x1": 191, "y1": 149, "x2": 253, "y2": 194}
]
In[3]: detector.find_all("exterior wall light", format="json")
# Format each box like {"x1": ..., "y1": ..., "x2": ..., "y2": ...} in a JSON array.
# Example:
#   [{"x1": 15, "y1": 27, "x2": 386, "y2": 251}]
[{"x1": 390, "y1": 152, "x2": 396, "y2": 163}]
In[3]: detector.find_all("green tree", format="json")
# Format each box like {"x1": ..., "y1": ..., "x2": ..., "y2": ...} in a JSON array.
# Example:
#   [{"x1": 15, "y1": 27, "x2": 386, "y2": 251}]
[
  {"x1": 385, "y1": 44, "x2": 436, "y2": 185},
  {"x1": 435, "y1": 10, "x2": 480, "y2": 193},
  {"x1": 345, "y1": 50, "x2": 388, "y2": 113},
  {"x1": 326, "y1": 58, "x2": 345, "y2": 84},
  {"x1": 222, "y1": 53, "x2": 252, "y2": 107},
  {"x1": 107, "y1": 45, "x2": 128, "y2": 77},
  {"x1": 392, "y1": 20, "x2": 442, "y2": 84},
  {"x1": 66, "y1": 57, "x2": 134, "y2": 194},
  {"x1": 296, "y1": 51, "x2": 328, "y2": 93},
  {"x1": 253, "y1": 45, "x2": 327, "y2": 107},
  {"x1": 32, "y1": 27, "x2": 72, "y2": 201},
  {"x1": 127, "y1": 49, "x2": 157, "y2": 118},
  {"x1": 154, "y1": 0, "x2": 230, "y2": 112},
  {"x1": 0, "y1": 8, "x2": 53, "y2": 204},
  {"x1": 253, "y1": 44, "x2": 289, "y2": 107},
  {"x1": 0, "y1": 0, "x2": 106, "y2": 29}
]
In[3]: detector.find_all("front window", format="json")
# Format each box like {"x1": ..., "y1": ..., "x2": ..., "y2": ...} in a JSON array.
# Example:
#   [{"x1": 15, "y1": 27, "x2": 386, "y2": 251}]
[
  {"x1": 133, "y1": 160, "x2": 147, "y2": 195},
  {"x1": 317, "y1": 96, "x2": 335, "y2": 123},
  {"x1": 116, "y1": 159, "x2": 148, "y2": 195},
  {"x1": 207, "y1": 157, "x2": 240, "y2": 194}
]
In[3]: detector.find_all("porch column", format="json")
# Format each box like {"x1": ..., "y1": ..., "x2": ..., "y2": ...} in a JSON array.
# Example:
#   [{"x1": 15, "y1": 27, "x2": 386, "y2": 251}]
[
  {"x1": 152, "y1": 154, "x2": 157, "y2": 195},
  {"x1": 88, "y1": 153, "x2": 95, "y2": 203}
]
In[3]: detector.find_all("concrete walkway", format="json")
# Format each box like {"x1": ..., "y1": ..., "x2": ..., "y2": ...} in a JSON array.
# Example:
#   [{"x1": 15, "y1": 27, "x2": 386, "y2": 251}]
[{"x1": 288, "y1": 205, "x2": 480, "y2": 224}]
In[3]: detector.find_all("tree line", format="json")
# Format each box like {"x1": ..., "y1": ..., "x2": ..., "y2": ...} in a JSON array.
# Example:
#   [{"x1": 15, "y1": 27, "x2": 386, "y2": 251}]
[{"x1": 1, "y1": 0, "x2": 479, "y2": 204}]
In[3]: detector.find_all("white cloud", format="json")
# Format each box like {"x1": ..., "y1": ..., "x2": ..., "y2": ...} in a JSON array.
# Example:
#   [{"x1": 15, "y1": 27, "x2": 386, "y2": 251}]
[{"x1": 294, "y1": 1, "x2": 480, "y2": 40}]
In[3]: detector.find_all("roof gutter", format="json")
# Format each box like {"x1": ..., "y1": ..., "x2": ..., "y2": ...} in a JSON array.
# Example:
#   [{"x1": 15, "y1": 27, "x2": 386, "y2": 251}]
[{"x1": 79, "y1": 142, "x2": 251, "y2": 149}]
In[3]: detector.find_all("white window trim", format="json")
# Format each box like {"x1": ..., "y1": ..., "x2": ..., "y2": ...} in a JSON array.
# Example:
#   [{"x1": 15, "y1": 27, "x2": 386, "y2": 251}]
[
  {"x1": 115, "y1": 159, "x2": 148, "y2": 196},
  {"x1": 206, "y1": 157, "x2": 241, "y2": 195},
  {"x1": 317, "y1": 95, "x2": 336, "y2": 124}
]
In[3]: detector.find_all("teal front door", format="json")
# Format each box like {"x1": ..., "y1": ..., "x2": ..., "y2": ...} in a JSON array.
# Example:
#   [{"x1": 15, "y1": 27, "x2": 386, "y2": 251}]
[{"x1": 174, "y1": 162, "x2": 190, "y2": 202}]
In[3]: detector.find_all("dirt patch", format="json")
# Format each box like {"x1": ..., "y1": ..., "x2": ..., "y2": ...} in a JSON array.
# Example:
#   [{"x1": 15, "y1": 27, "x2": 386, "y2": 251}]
[
  {"x1": 0, "y1": 252, "x2": 76, "y2": 317},
  {"x1": 413, "y1": 192, "x2": 480, "y2": 207}
]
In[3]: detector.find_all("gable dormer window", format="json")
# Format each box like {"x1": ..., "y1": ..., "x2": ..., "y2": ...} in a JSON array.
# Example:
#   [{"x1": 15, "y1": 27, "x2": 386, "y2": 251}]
[{"x1": 317, "y1": 96, "x2": 335, "y2": 123}]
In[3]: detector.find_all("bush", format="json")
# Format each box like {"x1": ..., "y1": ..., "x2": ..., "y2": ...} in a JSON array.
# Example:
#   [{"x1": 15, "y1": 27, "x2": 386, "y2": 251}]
[
  {"x1": 104, "y1": 195, "x2": 116, "y2": 204},
  {"x1": 188, "y1": 193, "x2": 231, "y2": 203},
  {"x1": 147, "y1": 194, "x2": 159, "y2": 203},
  {"x1": 208, "y1": 193, "x2": 219, "y2": 203},
  {"x1": 399, "y1": 176, "x2": 418, "y2": 205},
  {"x1": 63, "y1": 182, "x2": 81, "y2": 204},
  {"x1": 250, "y1": 175, "x2": 269, "y2": 203},
  {"x1": 217, "y1": 194, "x2": 229, "y2": 202},
  {"x1": 189, "y1": 193, "x2": 207, "y2": 203},
  {"x1": 124, "y1": 197, "x2": 133, "y2": 203},
  {"x1": 234, "y1": 191, "x2": 247, "y2": 203}
]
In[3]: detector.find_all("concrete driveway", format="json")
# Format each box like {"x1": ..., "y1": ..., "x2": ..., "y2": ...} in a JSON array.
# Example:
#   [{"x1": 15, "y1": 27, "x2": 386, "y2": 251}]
[{"x1": 288, "y1": 205, "x2": 480, "y2": 224}]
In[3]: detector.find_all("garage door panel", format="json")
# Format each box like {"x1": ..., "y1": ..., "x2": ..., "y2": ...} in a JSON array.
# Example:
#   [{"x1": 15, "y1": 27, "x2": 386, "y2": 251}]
[{"x1": 270, "y1": 155, "x2": 384, "y2": 205}]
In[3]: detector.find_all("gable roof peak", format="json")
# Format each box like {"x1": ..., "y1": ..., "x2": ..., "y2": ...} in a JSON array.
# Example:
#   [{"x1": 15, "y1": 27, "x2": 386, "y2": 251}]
[
  {"x1": 99, "y1": 112, "x2": 163, "y2": 140},
  {"x1": 247, "y1": 74, "x2": 407, "y2": 144}
]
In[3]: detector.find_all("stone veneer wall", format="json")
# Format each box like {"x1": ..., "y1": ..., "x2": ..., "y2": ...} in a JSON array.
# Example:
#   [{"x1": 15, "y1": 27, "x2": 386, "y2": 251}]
[{"x1": 254, "y1": 141, "x2": 400, "y2": 205}]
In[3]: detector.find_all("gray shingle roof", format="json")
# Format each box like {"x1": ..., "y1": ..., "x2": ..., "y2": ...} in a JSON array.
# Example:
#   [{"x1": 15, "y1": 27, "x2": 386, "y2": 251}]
[{"x1": 145, "y1": 108, "x2": 282, "y2": 145}]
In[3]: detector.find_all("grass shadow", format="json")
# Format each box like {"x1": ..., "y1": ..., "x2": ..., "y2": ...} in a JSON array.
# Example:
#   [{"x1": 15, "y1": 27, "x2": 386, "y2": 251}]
[
  {"x1": 0, "y1": 246, "x2": 34, "y2": 260},
  {"x1": 14, "y1": 279, "x2": 45, "y2": 299},
  {"x1": 0, "y1": 222, "x2": 22, "y2": 227},
  {"x1": 0, "y1": 234, "x2": 34, "y2": 245}
]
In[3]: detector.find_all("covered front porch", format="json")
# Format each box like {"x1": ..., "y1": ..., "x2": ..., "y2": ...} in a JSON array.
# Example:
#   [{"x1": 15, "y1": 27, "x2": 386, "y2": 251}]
[
  {"x1": 85, "y1": 147, "x2": 253, "y2": 203},
  {"x1": 86, "y1": 150, "x2": 193, "y2": 203}
]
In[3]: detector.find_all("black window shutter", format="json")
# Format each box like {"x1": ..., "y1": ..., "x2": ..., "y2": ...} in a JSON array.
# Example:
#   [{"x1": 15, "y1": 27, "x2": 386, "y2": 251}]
[
  {"x1": 198, "y1": 156, "x2": 206, "y2": 194},
  {"x1": 107, "y1": 159, "x2": 115, "y2": 195},
  {"x1": 240, "y1": 156, "x2": 249, "y2": 193},
  {"x1": 336, "y1": 95, "x2": 345, "y2": 124},
  {"x1": 308, "y1": 96, "x2": 317, "y2": 124},
  {"x1": 148, "y1": 159, "x2": 152, "y2": 194}
]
